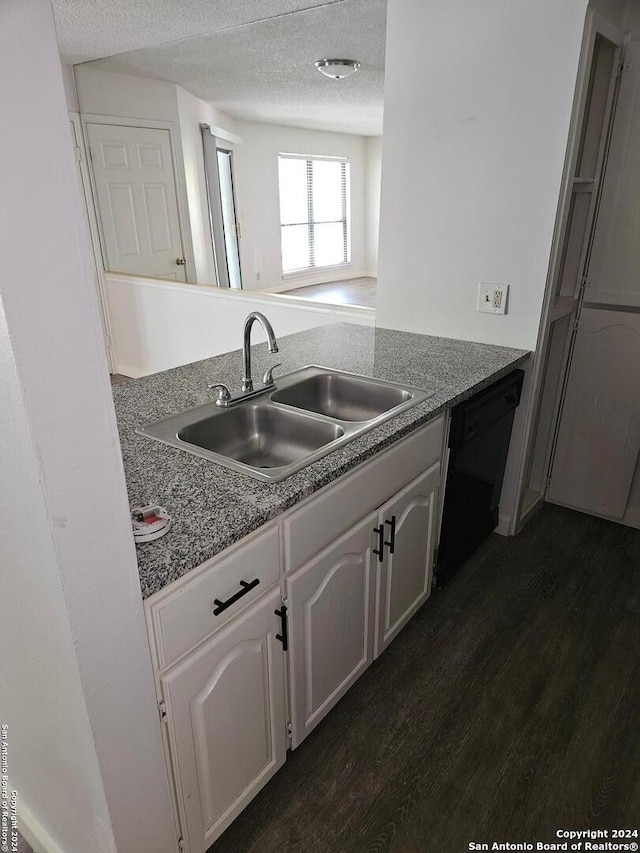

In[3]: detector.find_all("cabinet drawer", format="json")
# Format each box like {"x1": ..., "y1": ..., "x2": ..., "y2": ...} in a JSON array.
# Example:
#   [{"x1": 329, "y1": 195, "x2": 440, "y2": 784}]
[
  {"x1": 283, "y1": 416, "x2": 444, "y2": 574},
  {"x1": 148, "y1": 524, "x2": 280, "y2": 670}
]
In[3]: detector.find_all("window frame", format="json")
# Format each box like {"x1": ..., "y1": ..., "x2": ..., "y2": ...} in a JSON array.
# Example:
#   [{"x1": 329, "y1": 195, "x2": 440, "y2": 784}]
[{"x1": 278, "y1": 153, "x2": 351, "y2": 276}]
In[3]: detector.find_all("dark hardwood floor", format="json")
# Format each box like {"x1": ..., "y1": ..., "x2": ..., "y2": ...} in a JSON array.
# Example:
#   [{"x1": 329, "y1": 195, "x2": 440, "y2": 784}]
[
  {"x1": 16, "y1": 832, "x2": 32, "y2": 853},
  {"x1": 209, "y1": 504, "x2": 640, "y2": 853}
]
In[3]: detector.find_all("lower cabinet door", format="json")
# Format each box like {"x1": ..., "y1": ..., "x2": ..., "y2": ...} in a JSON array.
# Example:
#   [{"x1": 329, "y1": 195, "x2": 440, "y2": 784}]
[
  {"x1": 374, "y1": 462, "x2": 440, "y2": 658},
  {"x1": 287, "y1": 511, "x2": 377, "y2": 748},
  {"x1": 161, "y1": 589, "x2": 286, "y2": 853}
]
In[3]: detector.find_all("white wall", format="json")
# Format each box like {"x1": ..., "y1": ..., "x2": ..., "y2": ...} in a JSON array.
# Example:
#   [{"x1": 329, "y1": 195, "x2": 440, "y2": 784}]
[
  {"x1": 75, "y1": 65, "x2": 181, "y2": 123},
  {"x1": 590, "y1": 0, "x2": 628, "y2": 26},
  {"x1": 232, "y1": 119, "x2": 369, "y2": 291},
  {"x1": 105, "y1": 273, "x2": 374, "y2": 377},
  {"x1": 376, "y1": 0, "x2": 589, "y2": 351},
  {"x1": 0, "y1": 3, "x2": 175, "y2": 851},
  {"x1": 365, "y1": 136, "x2": 382, "y2": 276},
  {"x1": 61, "y1": 63, "x2": 79, "y2": 111},
  {"x1": 625, "y1": 0, "x2": 640, "y2": 29},
  {"x1": 0, "y1": 294, "x2": 115, "y2": 853}
]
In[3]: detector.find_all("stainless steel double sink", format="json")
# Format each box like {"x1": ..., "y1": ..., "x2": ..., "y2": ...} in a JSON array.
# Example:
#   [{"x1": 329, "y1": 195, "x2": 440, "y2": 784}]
[{"x1": 138, "y1": 366, "x2": 434, "y2": 482}]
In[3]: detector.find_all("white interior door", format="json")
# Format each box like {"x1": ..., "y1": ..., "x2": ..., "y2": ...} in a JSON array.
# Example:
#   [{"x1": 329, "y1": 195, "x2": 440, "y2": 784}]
[
  {"x1": 87, "y1": 123, "x2": 186, "y2": 281},
  {"x1": 546, "y1": 30, "x2": 640, "y2": 525},
  {"x1": 587, "y1": 37, "x2": 640, "y2": 308},
  {"x1": 547, "y1": 307, "x2": 640, "y2": 519},
  {"x1": 520, "y1": 14, "x2": 623, "y2": 522}
]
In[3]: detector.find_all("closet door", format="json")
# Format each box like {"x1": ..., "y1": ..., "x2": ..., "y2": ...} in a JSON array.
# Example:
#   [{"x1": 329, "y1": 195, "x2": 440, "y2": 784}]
[
  {"x1": 547, "y1": 307, "x2": 640, "y2": 519},
  {"x1": 587, "y1": 37, "x2": 640, "y2": 308},
  {"x1": 519, "y1": 15, "x2": 623, "y2": 519}
]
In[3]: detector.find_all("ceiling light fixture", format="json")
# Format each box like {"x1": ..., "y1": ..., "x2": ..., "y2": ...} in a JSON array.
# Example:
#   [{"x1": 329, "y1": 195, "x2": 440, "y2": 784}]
[{"x1": 315, "y1": 59, "x2": 361, "y2": 79}]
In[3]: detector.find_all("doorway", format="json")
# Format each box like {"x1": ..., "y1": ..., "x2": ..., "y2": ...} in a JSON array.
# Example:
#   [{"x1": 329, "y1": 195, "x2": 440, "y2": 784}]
[
  {"x1": 546, "y1": 29, "x2": 640, "y2": 527},
  {"x1": 519, "y1": 11, "x2": 629, "y2": 526},
  {"x1": 201, "y1": 125, "x2": 243, "y2": 290},
  {"x1": 216, "y1": 147, "x2": 243, "y2": 289}
]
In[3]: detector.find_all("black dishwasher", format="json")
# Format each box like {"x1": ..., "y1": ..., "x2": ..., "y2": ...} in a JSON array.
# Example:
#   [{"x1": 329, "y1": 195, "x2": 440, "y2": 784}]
[{"x1": 434, "y1": 369, "x2": 524, "y2": 587}]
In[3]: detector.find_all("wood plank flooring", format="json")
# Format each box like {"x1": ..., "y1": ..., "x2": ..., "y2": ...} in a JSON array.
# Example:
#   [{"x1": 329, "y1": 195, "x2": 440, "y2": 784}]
[
  {"x1": 282, "y1": 276, "x2": 376, "y2": 308},
  {"x1": 209, "y1": 504, "x2": 640, "y2": 853},
  {"x1": 16, "y1": 832, "x2": 32, "y2": 853}
]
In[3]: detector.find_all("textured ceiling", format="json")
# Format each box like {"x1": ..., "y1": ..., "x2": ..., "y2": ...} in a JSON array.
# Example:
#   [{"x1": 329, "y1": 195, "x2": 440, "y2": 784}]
[
  {"x1": 58, "y1": 0, "x2": 386, "y2": 136},
  {"x1": 53, "y1": 0, "x2": 346, "y2": 64}
]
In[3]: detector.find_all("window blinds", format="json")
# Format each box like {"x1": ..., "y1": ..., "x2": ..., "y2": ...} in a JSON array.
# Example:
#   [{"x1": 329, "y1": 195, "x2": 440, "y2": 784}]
[{"x1": 278, "y1": 154, "x2": 351, "y2": 274}]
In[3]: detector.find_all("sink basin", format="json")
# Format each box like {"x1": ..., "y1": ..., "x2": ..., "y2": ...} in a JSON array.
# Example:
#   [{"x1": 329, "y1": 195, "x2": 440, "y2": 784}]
[
  {"x1": 178, "y1": 403, "x2": 344, "y2": 470},
  {"x1": 138, "y1": 365, "x2": 434, "y2": 482},
  {"x1": 271, "y1": 371, "x2": 412, "y2": 421}
]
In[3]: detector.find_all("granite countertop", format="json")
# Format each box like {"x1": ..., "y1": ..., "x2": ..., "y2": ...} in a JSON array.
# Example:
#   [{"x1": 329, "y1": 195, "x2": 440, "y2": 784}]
[{"x1": 112, "y1": 323, "x2": 529, "y2": 600}]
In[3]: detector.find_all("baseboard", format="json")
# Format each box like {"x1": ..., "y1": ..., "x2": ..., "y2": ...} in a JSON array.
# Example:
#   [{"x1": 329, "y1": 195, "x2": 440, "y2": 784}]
[
  {"x1": 495, "y1": 512, "x2": 512, "y2": 537},
  {"x1": 252, "y1": 281, "x2": 294, "y2": 294},
  {"x1": 17, "y1": 798, "x2": 66, "y2": 853},
  {"x1": 113, "y1": 363, "x2": 149, "y2": 379},
  {"x1": 622, "y1": 507, "x2": 640, "y2": 530},
  {"x1": 516, "y1": 492, "x2": 545, "y2": 534},
  {"x1": 273, "y1": 270, "x2": 373, "y2": 293}
]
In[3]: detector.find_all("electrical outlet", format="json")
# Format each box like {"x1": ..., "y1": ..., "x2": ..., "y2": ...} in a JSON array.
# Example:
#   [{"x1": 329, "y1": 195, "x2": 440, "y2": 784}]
[{"x1": 478, "y1": 282, "x2": 509, "y2": 315}]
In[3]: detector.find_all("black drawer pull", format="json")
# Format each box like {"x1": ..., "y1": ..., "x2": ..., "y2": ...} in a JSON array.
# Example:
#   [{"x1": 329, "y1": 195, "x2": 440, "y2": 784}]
[
  {"x1": 212, "y1": 578, "x2": 260, "y2": 615},
  {"x1": 384, "y1": 515, "x2": 396, "y2": 554},
  {"x1": 275, "y1": 605, "x2": 288, "y2": 651},
  {"x1": 372, "y1": 524, "x2": 385, "y2": 562}
]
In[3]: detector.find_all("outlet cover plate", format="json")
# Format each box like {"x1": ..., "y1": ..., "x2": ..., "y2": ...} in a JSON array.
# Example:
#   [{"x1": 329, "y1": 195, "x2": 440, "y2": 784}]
[{"x1": 478, "y1": 282, "x2": 509, "y2": 315}]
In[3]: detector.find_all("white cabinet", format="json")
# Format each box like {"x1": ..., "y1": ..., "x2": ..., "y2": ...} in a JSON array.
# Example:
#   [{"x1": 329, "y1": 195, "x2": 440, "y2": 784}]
[
  {"x1": 287, "y1": 512, "x2": 378, "y2": 748},
  {"x1": 160, "y1": 589, "x2": 286, "y2": 852},
  {"x1": 147, "y1": 525, "x2": 280, "y2": 670},
  {"x1": 282, "y1": 419, "x2": 444, "y2": 574},
  {"x1": 374, "y1": 462, "x2": 440, "y2": 658},
  {"x1": 285, "y1": 420, "x2": 444, "y2": 749},
  {"x1": 146, "y1": 416, "x2": 446, "y2": 851}
]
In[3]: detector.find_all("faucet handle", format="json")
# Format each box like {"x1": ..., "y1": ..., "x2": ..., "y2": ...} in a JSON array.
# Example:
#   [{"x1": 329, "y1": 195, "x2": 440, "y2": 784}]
[
  {"x1": 208, "y1": 382, "x2": 232, "y2": 407},
  {"x1": 262, "y1": 363, "x2": 282, "y2": 386}
]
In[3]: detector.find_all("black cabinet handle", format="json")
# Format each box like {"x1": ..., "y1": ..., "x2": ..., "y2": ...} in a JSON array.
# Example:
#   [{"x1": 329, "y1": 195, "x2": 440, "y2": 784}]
[
  {"x1": 275, "y1": 605, "x2": 288, "y2": 651},
  {"x1": 212, "y1": 578, "x2": 260, "y2": 615},
  {"x1": 372, "y1": 524, "x2": 385, "y2": 562},
  {"x1": 384, "y1": 515, "x2": 396, "y2": 554}
]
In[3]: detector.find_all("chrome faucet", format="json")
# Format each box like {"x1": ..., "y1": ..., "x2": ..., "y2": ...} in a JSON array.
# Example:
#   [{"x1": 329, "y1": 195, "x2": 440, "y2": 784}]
[
  {"x1": 208, "y1": 312, "x2": 280, "y2": 406},
  {"x1": 242, "y1": 312, "x2": 279, "y2": 392}
]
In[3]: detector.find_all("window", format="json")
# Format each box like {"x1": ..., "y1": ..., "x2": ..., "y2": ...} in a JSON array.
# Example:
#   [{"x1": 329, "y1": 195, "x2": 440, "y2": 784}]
[{"x1": 278, "y1": 154, "x2": 351, "y2": 274}]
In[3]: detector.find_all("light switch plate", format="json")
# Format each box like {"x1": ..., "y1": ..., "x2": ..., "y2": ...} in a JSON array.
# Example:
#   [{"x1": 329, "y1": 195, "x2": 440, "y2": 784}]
[{"x1": 478, "y1": 282, "x2": 509, "y2": 315}]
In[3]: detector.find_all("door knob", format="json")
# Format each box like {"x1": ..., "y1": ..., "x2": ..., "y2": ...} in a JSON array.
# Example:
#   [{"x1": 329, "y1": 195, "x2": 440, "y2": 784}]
[{"x1": 176, "y1": 257, "x2": 186, "y2": 266}]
